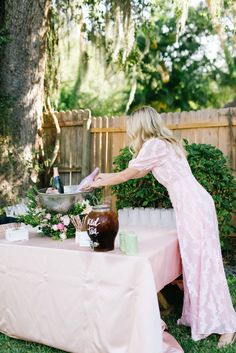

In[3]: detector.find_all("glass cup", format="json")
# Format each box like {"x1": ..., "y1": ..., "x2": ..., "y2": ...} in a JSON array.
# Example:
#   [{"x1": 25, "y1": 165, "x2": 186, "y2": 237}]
[
  {"x1": 119, "y1": 230, "x2": 128, "y2": 252},
  {"x1": 124, "y1": 231, "x2": 138, "y2": 256}
]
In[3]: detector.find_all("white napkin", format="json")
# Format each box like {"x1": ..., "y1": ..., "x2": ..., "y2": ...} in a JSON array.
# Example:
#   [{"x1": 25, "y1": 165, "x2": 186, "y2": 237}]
[
  {"x1": 75, "y1": 231, "x2": 91, "y2": 247},
  {"x1": 5, "y1": 227, "x2": 29, "y2": 242}
]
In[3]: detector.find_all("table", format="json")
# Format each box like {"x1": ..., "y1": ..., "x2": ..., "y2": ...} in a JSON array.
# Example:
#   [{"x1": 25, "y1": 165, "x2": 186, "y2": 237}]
[{"x1": 0, "y1": 225, "x2": 183, "y2": 353}]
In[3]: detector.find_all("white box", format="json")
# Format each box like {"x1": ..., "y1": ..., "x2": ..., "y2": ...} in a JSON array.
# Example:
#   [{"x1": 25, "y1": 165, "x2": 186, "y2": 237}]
[
  {"x1": 75, "y1": 231, "x2": 91, "y2": 247},
  {"x1": 5, "y1": 227, "x2": 29, "y2": 242}
]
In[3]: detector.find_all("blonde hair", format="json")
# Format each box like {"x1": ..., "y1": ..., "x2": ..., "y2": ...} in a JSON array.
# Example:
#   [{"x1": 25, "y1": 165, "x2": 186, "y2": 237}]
[{"x1": 127, "y1": 106, "x2": 185, "y2": 156}]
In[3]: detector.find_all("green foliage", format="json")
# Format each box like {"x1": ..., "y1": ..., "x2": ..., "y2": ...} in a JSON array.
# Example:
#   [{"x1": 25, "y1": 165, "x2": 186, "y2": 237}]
[
  {"x1": 58, "y1": 86, "x2": 127, "y2": 116},
  {"x1": 84, "y1": 187, "x2": 103, "y2": 206},
  {"x1": 111, "y1": 141, "x2": 236, "y2": 252},
  {"x1": 0, "y1": 23, "x2": 10, "y2": 48},
  {"x1": 127, "y1": 5, "x2": 224, "y2": 112},
  {"x1": 0, "y1": 331, "x2": 66, "y2": 352},
  {"x1": 111, "y1": 147, "x2": 172, "y2": 209},
  {"x1": 184, "y1": 140, "x2": 236, "y2": 249},
  {"x1": 56, "y1": 2, "x2": 236, "y2": 114},
  {"x1": 46, "y1": 0, "x2": 146, "y2": 109}
]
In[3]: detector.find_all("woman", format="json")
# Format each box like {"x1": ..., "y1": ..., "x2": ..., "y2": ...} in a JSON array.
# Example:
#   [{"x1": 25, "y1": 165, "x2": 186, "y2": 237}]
[{"x1": 84, "y1": 106, "x2": 236, "y2": 347}]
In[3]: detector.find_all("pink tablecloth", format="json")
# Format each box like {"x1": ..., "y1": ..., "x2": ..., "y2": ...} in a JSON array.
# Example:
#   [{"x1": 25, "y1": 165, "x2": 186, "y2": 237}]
[{"x1": 0, "y1": 226, "x2": 183, "y2": 353}]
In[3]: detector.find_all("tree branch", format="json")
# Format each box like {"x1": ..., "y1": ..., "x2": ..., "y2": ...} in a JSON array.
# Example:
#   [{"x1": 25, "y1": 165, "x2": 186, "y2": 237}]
[{"x1": 46, "y1": 97, "x2": 61, "y2": 172}]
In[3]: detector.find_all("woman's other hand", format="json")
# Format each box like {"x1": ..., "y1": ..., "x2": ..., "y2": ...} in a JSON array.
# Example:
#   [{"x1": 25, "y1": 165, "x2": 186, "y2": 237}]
[
  {"x1": 94, "y1": 173, "x2": 111, "y2": 181},
  {"x1": 81, "y1": 180, "x2": 102, "y2": 191}
]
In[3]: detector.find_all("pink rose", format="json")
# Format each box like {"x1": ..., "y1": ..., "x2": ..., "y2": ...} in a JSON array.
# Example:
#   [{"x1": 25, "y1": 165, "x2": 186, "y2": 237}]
[
  {"x1": 45, "y1": 213, "x2": 51, "y2": 220},
  {"x1": 57, "y1": 223, "x2": 64, "y2": 231},
  {"x1": 60, "y1": 215, "x2": 70, "y2": 226}
]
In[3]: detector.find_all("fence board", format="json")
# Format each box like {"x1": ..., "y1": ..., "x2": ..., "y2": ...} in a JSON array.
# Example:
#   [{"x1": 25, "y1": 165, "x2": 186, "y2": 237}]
[
  {"x1": 90, "y1": 121, "x2": 235, "y2": 132},
  {"x1": 81, "y1": 109, "x2": 91, "y2": 179},
  {"x1": 91, "y1": 116, "x2": 97, "y2": 171},
  {"x1": 42, "y1": 109, "x2": 91, "y2": 187},
  {"x1": 108, "y1": 116, "x2": 115, "y2": 172},
  {"x1": 101, "y1": 117, "x2": 107, "y2": 172},
  {"x1": 90, "y1": 108, "x2": 236, "y2": 174},
  {"x1": 218, "y1": 109, "x2": 229, "y2": 158},
  {"x1": 43, "y1": 108, "x2": 236, "y2": 190},
  {"x1": 98, "y1": 117, "x2": 103, "y2": 171}
]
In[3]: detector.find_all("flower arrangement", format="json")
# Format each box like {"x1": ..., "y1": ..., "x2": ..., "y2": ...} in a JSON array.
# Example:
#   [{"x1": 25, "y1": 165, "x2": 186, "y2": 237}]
[{"x1": 18, "y1": 187, "x2": 93, "y2": 240}]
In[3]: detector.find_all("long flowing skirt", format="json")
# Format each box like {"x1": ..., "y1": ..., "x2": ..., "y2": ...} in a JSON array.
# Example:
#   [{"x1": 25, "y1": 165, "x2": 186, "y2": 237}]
[{"x1": 168, "y1": 177, "x2": 236, "y2": 341}]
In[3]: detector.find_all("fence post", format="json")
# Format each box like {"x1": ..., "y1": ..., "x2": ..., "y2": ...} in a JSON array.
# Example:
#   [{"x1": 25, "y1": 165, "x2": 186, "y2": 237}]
[
  {"x1": 227, "y1": 108, "x2": 235, "y2": 170},
  {"x1": 82, "y1": 109, "x2": 92, "y2": 178}
]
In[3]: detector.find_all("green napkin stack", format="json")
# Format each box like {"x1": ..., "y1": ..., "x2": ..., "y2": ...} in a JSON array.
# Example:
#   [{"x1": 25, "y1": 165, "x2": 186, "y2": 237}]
[{"x1": 119, "y1": 231, "x2": 138, "y2": 255}]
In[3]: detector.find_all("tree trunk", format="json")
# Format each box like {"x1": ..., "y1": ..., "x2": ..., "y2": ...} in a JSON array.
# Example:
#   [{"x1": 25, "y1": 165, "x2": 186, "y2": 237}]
[{"x1": 0, "y1": 0, "x2": 50, "y2": 206}]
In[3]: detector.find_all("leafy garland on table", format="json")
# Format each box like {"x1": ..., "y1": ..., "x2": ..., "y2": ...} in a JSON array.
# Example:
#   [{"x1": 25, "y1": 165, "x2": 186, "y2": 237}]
[{"x1": 18, "y1": 187, "x2": 102, "y2": 240}]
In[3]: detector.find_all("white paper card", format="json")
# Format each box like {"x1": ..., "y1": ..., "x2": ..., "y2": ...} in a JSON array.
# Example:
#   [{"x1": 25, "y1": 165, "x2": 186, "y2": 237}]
[
  {"x1": 5, "y1": 227, "x2": 29, "y2": 242},
  {"x1": 75, "y1": 231, "x2": 91, "y2": 247}
]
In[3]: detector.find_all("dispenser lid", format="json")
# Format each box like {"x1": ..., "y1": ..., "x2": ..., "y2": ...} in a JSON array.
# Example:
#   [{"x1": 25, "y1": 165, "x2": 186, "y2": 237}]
[{"x1": 92, "y1": 204, "x2": 110, "y2": 212}]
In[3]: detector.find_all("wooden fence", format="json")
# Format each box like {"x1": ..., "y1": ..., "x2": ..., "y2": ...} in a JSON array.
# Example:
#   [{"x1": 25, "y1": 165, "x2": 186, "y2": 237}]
[
  {"x1": 42, "y1": 109, "x2": 91, "y2": 186},
  {"x1": 42, "y1": 107, "x2": 236, "y2": 186},
  {"x1": 90, "y1": 108, "x2": 236, "y2": 174}
]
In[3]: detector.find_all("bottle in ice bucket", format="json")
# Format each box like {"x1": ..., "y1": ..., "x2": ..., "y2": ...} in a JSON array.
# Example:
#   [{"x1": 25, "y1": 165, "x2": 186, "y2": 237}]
[
  {"x1": 86, "y1": 204, "x2": 119, "y2": 251},
  {"x1": 53, "y1": 167, "x2": 64, "y2": 194}
]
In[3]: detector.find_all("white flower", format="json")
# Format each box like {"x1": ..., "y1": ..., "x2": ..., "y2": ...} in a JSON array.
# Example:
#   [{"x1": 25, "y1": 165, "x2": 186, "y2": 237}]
[
  {"x1": 81, "y1": 200, "x2": 92, "y2": 215},
  {"x1": 59, "y1": 232, "x2": 67, "y2": 240},
  {"x1": 35, "y1": 207, "x2": 43, "y2": 214},
  {"x1": 82, "y1": 200, "x2": 90, "y2": 207},
  {"x1": 52, "y1": 224, "x2": 58, "y2": 231},
  {"x1": 45, "y1": 213, "x2": 51, "y2": 220},
  {"x1": 61, "y1": 215, "x2": 70, "y2": 226}
]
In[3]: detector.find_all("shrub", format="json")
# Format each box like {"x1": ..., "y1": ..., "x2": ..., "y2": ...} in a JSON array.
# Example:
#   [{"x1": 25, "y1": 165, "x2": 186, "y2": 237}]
[
  {"x1": 111, "y1": 140, "x2": 236, "y2": 252},
  {"x1": 111, "y1": 147, "x2": 172, "y2": 209}
]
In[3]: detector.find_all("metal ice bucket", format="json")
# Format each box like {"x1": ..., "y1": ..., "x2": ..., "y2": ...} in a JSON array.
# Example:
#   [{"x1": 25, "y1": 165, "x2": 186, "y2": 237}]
[{"x1": 37, "y1": 186, "x2": 89, "y2": 213}]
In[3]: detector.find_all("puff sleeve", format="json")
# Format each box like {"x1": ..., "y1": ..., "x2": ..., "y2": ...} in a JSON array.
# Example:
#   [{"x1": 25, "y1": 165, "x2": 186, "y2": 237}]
[{"x1": 128, "y1": 138, "x2": 168, "y2": 171}]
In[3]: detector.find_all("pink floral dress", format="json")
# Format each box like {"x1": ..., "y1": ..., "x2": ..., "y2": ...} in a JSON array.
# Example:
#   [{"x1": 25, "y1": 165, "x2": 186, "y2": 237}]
[{"x1": 128, "y1": 138, "x2": 236, "y2": 341}]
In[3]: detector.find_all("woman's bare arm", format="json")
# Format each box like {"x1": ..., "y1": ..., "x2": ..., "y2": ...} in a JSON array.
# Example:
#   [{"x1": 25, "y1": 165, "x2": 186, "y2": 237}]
[
  {"x1": 83, "y1": 168, "x2": 147, "y2": 190},
  {"x1": 95, "y1": 170, "x2": 148, "y2": 181}
]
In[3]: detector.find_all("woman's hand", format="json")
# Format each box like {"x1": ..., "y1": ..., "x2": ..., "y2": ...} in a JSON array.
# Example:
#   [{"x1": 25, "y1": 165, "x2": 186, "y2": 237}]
[
  {"x1": 94, "y1": 173, "x2": 112, "y2": 181},
  {"x1": 81, "y1": 168, "x2": 146, "y2": 191},
  {"x1": 81, "y1": 173, "x2": 107, "y2": 191},
  {"x1": 81, "y1": 179, "x2": 102, "y2": 191}
]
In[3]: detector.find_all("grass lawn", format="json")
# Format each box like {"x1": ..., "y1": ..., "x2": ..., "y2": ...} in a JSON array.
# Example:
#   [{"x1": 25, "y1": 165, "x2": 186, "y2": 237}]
[{"x1": 0, "y1": 276, "x2": 235, "y2": 353}]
